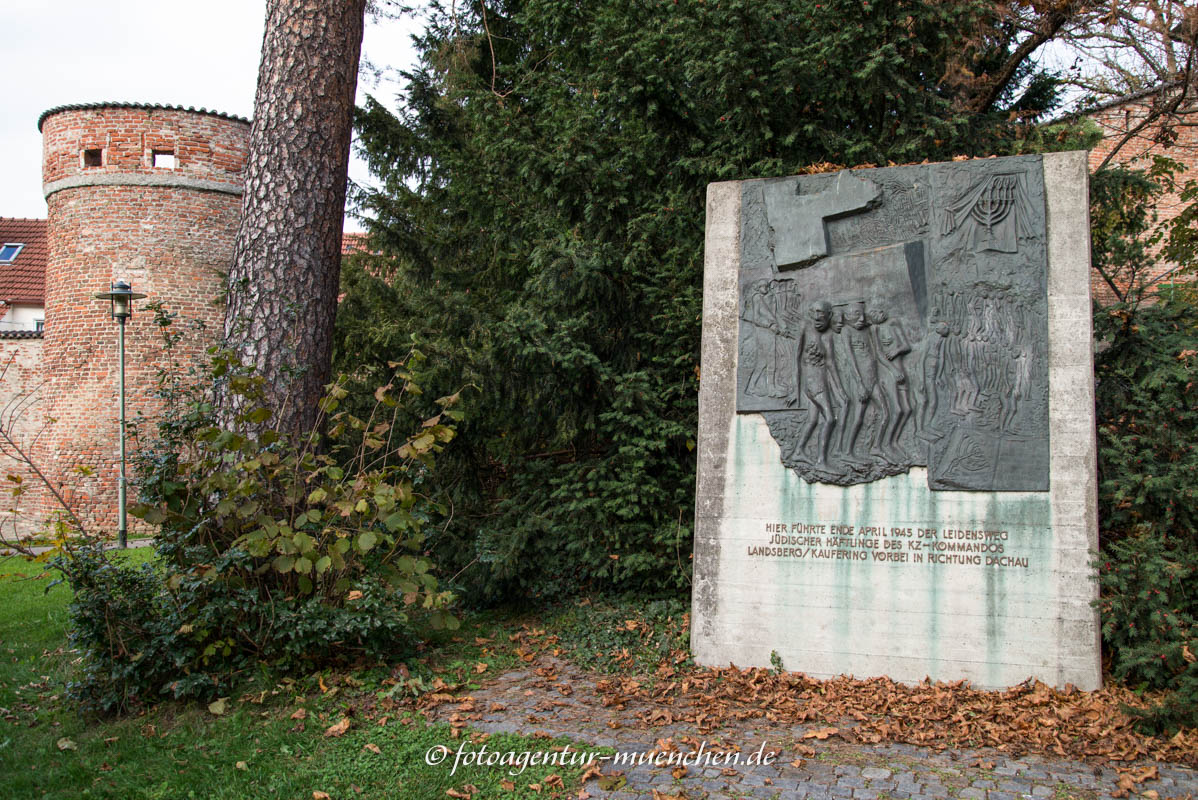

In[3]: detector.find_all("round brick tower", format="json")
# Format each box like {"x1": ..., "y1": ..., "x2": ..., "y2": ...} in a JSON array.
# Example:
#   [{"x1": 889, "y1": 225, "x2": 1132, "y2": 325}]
[{"x1": 35, "y1": 103, "x2": 250, "y2": 534}]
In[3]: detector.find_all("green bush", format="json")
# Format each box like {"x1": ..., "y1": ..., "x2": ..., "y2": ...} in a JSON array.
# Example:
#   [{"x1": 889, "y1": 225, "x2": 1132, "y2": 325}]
[
  {"x1": 1091, "y1": 162, "x2": 1198, "y2": 731},
  {"x1": 56, "y1": 328, "x2": 463, "y2": 714},
  {"x1": 1094, "y1": 299, "x2": 1198, "y2": 731},
  {"x1": 55, "y1": 547, "x2": 182, "y2": 714},
  {"x1": 1094, "y1": 298, "x2": 1198, "y2": 540},
  {"x1": 1098, "y1": 533, "x2": 1198, "y2": 732}
]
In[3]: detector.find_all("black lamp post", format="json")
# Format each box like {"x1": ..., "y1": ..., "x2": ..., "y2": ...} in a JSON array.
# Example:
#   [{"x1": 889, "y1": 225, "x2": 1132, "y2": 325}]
[{"x1": 93, "y1": 281, "x2": 146, "y2": 549}]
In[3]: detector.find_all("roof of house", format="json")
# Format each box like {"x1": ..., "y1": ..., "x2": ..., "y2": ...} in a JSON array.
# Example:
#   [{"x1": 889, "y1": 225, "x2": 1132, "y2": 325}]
[
  {"x1": 341, "y1": 231, "x2": 375, "y2": 256},
  {"x1": 37, "y1": 102, "x2": 250, "y2": 132},
  {"x1": 0, "y1": 218, "x2": 47, "y2": 307},
  {"x1": 0, "y1": 222, "x2": 368, "y2": 310},
  {"x1": 1080, "y1": 80, "x2": 1186, "y2": 116}
]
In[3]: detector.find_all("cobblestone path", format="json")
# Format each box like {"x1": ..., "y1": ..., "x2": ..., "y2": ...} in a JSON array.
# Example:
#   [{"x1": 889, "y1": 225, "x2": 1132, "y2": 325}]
[{"x1": 426, "y1": 658, "x2": 1197, "y2": 800}]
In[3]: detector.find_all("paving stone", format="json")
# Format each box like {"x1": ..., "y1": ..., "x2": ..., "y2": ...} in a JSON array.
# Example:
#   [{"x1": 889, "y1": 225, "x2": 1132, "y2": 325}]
[
  {"x1": 748, "y1": 787, "x2": 784, "y2": 799},
  {"x1": 988, "y1": 791, "x2": 1018, "y2": 800},
  {"x1": 959, "y1": 788, "x2": 987, "y2": 800},
  {"x1": 971, "y1": 780, "x2": 997, "y2": 789},
  {"x1": 863, "y1": 768, "x2": 893, "y2": 781},
  {"x1": 1031, "y1": 786, "x2": 1054, "y2": 797},
  {"x1": 1000, "y1": 779, "x2": 1033, "y2": 792}
]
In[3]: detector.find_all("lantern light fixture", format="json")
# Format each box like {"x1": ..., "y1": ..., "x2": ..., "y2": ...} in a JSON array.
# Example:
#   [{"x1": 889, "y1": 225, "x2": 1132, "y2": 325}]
[{"x1": 92, "y1": 280, "x2": 147, "y2": 549}]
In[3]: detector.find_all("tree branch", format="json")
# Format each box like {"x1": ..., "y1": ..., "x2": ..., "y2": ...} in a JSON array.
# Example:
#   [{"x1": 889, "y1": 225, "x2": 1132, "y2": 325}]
[{"x1": 966, "y1": 2, "x2": 1092, "y2": 114}]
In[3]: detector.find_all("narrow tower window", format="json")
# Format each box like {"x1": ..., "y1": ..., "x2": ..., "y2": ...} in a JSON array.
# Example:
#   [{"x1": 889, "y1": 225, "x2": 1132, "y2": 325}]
[
  {"x1": 83, "y1": 148, "x2": 103, "y2": 168},
  {"x1": 152, "y1": 149, "x2": 176, "y2": 169}
]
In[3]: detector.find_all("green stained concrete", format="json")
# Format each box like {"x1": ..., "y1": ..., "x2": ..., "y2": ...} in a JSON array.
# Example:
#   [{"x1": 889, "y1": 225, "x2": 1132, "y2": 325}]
[{"x1": 724, "y1": 414, "x2": 1056, "y2": 686}]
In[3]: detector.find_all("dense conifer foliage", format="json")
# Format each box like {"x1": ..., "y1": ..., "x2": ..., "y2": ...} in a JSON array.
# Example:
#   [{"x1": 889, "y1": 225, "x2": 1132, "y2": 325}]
[
  {"x1": 345, "y1": 0, "x2": 1078, "y2": 599},
  {"x1": 1090, "y1": 162, "x2": 1198, "y2": 730}
]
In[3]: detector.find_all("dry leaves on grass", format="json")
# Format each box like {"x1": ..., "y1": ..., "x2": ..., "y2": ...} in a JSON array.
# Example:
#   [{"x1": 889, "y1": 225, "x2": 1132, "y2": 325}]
[{"x1": 324, "y1": 717, "x2": 351, "y2": 738}]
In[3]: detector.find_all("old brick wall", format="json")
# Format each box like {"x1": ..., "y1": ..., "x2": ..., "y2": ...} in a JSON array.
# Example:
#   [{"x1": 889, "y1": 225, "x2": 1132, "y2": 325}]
[
  {"x1": 1087, "y1": 98, "x2": 1198, "y2": 303},
  {"x1": 0, "y1": 335, "x2": 45, "y2": 538},
  {"x1": 31, "y1": 105, "x2": 249, "y2": 535}
]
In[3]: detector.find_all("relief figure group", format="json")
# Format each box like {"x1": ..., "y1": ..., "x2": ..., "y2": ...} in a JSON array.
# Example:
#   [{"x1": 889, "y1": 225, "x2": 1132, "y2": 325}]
[
  {"x1": 740, "y1": 160, "x2": 1050, "y2": 491},
  {"x1": 925, "y1": 286, "x2": 1038, "y2": 436},
  {"x1": 744, "y1": 289, "x2": 919, "y2": 473}
]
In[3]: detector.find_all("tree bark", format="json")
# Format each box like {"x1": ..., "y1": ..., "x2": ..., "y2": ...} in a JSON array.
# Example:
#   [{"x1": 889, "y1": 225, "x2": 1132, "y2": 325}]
[{"x1": 222, "y1": 0, "x2": 367, "y2": 435}]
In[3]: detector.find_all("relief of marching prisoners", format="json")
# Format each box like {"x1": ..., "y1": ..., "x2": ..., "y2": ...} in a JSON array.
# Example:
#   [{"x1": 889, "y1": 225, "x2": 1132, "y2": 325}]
[{"x1": 735, "y1": 156, "x2": 1050, "y2": 492}]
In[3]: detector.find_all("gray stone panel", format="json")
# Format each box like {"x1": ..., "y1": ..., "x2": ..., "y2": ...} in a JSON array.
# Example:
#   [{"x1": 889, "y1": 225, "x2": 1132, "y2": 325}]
[{"x1": 693, "y1": 153, "x2": 1100, "y2": 690}]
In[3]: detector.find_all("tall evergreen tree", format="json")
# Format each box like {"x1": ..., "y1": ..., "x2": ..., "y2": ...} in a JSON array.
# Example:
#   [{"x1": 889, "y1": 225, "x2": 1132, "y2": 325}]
[{"x1": 345, "y1": 0, "x2": 1086, "y2": 600}]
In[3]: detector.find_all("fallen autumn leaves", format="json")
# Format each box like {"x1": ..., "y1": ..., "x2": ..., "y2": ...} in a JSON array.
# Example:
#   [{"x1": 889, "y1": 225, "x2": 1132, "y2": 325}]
[
  {"x1": 596, "y1": 663, "x2": 1196, "y2": 765},
  {"x1": 410, "y1": 625, "x2": 1197, "y2": 767}
]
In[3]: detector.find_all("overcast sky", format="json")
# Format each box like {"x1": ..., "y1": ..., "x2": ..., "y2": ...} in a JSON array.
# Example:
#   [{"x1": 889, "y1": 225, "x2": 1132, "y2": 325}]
[{"x1": 0, "y1": 1, "x2": 422, "y2": 230}]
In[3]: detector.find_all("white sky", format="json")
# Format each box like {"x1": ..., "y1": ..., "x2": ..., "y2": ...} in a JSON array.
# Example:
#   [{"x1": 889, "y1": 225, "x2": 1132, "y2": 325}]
[{"x1": 0, "y1": 1, "x2": 422, "y2": 231}]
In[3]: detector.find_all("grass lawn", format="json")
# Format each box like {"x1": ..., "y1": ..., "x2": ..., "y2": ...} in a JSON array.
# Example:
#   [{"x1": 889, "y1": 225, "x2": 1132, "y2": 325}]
[{"x1": 0, "y1": 550, "x2": 596, "y2": 800}]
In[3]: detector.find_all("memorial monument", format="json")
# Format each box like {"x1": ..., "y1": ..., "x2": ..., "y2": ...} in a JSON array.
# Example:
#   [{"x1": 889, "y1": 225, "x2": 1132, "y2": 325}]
[{"x1": 691, "y1": 153, "x2": 1101, "y2": 690}]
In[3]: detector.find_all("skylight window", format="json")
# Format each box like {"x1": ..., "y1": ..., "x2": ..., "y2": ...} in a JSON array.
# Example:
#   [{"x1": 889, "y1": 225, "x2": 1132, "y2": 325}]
[{"x1": 0, "y1": 243, "x2": 24, "y2": 263}]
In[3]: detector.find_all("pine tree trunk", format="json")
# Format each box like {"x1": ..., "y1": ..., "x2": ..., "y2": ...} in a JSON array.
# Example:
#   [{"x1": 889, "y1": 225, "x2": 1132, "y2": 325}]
[{"x1": 222, "y1": 0, "x2": 367, "y2": 435}]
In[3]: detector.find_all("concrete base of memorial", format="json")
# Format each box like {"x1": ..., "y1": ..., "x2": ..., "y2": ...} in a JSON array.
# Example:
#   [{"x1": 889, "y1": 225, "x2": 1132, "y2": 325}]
[{"x1": 691, "y1": 152, "x2": 1101, "y2": 691}]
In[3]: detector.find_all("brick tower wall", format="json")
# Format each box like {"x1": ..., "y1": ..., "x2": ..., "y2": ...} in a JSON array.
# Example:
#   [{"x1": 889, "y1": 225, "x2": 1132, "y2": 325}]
[{"x1": 34, "y1": 105, "x2": 249, "y2": 535}]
